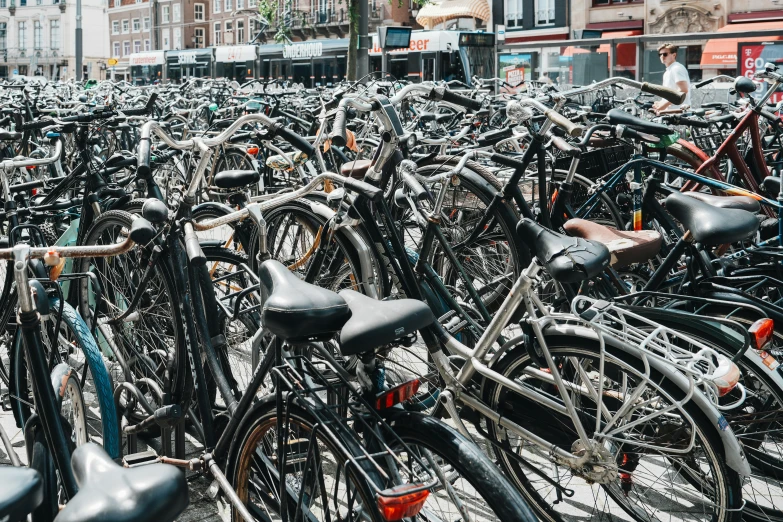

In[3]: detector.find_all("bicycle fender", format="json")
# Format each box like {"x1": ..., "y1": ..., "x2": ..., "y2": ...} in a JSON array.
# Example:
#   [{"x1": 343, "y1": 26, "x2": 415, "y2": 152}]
[
  {"x1": 674, "y1": 138, "x2": 723, "y2": 181},
  {"x1": 544, "y1": 323, "x2": 752, "y2": 476},
  {"x1": 49, "y1": 362, "x2": 73, "y2": 404}
]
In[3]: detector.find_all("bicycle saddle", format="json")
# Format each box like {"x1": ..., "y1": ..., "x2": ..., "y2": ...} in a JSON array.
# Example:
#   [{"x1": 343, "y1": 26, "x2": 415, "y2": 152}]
[
  {"x1": 213, "y1": 169, "x2": 260, "y2": 190},
  {"x1": 338, "y1": 289, "x2": 435, "y2": 356},
  {"x1": 341, "y1": 159, "x2": 372, "y2": 179},
  {"x1": 563, "y1": 219, "x2": 662, "y2": 269},
  {"x1": 54, "y1": 443, "x2": 188, "y2": 522},
  {"x1": 259, "y1": 259, "x2": 352, "y2": 341},
  {"x1": 0, "y1": 467, "x2": 42, "y2": 522},
  {"x1": 684, "y1": 191, "x2": 761, "y2": 213},
  {"x1": 762, "y1": 176, "x2": 782, "y2": 196},
  {"x1": 607, "y1": 109, "x2": 673, "y2": 136},
  {"x1": 665, "y1": 191, "x2": 759, "y2": 245},
  {"x1": 0, "y1": 130, "x2": 22, "y2": 141},
  {"x1": 517, "y1": 218, "x2": 610, "y2": 283}
]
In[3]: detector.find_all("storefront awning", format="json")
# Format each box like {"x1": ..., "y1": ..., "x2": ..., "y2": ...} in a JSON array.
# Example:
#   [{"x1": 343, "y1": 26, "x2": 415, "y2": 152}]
[
  {"x1": 129, "y1": 51, "x2": 165, "y2": 66},
  {"x1": 415, "y1": 0, "x2": 490, "y2": 30},
  {"x1": 215, "y1": 45, "x2": 257, "y2": 63},
  {"x1": 701, "y1": 21, "x2": 783, "y2": 68}
]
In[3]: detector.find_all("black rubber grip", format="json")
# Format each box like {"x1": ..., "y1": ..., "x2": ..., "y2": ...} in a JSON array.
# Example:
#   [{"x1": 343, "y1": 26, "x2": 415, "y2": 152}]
[
  {"x1": 184, "y1": 227, "x2": 206, "y2": 266},
  {"x1": 641, "y1": 82, "x2": 686, "y2": 105},
  {"x1": 401, "y1": 172, "x2": 429, "y2": 201},
  {"x1": 342, "y1": 177, "x2": 383, "y2": 202},
  {"x1": 761, "y1": 110, "x2": 781, "y2": 125},
  {"x1": 491, "y1": 153, "x2": 527, "y2": 171},
  {"x1": 677, "y1": 116, "x2": 710, "y2": 129},
  {"x1": 694, "y1": 78, "x2": 714, "y2": 89},
  {"x1": 440, "y1": 89, "x2": 483, "y2": 111},
  {"x1": 137, "y1": 135, "x2": 152, "y2": 178},
  {"x1": 329, "y1": 107, "x2": 348, "y2": 147},
  {"x1": 21, "y1": 119, "x2": 54, "y2": 131},
  {"x1": 274, "y1": 124, "x2": 316, "y2": 157},
  {"x1": 710, "y1": 113, "x2": 736, "y2": 125},
  {"x1": 551, "y1": 136, "x2": 581, "y2": 157}
]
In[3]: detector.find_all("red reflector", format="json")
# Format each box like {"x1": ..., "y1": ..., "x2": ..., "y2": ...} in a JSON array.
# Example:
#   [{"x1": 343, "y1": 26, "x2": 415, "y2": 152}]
[
  {"x1": 749, "y1": 318, "x2": 775, "y2": 351},
  {"x1": 26, "y1": 166, "x2": 36, "y2": 170},
  {"x1": 377, "y1": 485, "x2": 429, "y2": 521},
  {"x1": 375, "y1": 379, "x2": 420, "y2": 410},
  {"x1": 247, "y1": 147, "x2": 259, "y2": 155},
  {"x1": 31, "y1": 188, "x2": 38, "y2": 196}
]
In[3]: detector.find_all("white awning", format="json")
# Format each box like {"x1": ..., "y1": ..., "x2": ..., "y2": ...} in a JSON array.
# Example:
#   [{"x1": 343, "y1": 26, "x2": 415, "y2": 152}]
[
  {"x1": 128, "y1": 51, "x2": 165, "y2": 66},
  {"x1": 215, "y1": 45, "x2": 258, "y2": 63},
  {"x1": 416, "y1": 0, "x2": 490, "y2": 30}
]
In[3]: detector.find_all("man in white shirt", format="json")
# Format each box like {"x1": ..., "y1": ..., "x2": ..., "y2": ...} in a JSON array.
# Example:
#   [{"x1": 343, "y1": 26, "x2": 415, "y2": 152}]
[{"x1": 653, "y1": 43, "x2": 691, "y2": 112}]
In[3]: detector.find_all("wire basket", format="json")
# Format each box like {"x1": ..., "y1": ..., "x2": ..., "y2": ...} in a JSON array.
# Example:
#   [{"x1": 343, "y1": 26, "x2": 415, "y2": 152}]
[{"x1": 556, "y1": 142, "x2": 634, "y2": 180}]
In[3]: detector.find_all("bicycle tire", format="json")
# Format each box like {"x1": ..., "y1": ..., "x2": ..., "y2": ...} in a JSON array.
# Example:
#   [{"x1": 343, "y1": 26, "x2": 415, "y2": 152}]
[{"x1": 482, "y1": 336, "x2": 743, "y2": 522}]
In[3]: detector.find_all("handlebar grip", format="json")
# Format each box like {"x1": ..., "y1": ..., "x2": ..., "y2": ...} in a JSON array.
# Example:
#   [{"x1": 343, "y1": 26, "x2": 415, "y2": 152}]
[
  {"x1": 640, "y1": 82, "x2": 687, "y2": 105},
  {"x1": 183, "y1": 223, "x2": 206, "y2": 266},
  {"x1": 673, "y1": 116, "x2": 710, "y2": 129},
  {"x1": 342, "y1": 177, "x2": 383, "y2": 202},
  {"x1": 21, "y1": 119, "x2": 54, "y2": 131},
  {"x1": 490, "y1": 153, "x2": 528, "y2": 171},
  {"x1": 550, "y1": 135, "x2": 581, "y2": 157},
  {"x1": 401, "y1": 172, "x2": 430, "y2": 201},
  {"x1": 761, "y1": 110, "x2": 781, "y2": 125},
  {"x1": 273, "y1": 124, "x2": 316, "y2": 157},
  {"x1": 694, "y1": 78, "x2": 714, "y2": 89},
  {"x1": 710, "y1": 113, "x2": 736, "y2": 125},
  {"x1": 440, "y1": 89, "x2": 483, "y2": 111},
  {"x1": 137, "y1": 136, "x2": 152, "y2": 178},
  {"x1": 544, "y1": 109, "x2": 584, "y2": 138},
  {"x1": 329, "y1": 107, "x2": 348, "y2": 147}
]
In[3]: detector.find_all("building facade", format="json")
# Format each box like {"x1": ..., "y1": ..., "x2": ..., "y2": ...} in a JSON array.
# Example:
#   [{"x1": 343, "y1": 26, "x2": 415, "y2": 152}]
[{"x1": 0, "y1": 0, "x2": 109, "y2": 80}]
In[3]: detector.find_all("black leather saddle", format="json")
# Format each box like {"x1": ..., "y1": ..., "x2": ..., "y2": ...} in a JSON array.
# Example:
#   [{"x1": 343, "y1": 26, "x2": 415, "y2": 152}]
[
  {"x1": 54, "y1": 443, "x2": 188, "y2": 522},
  {"x1": 665, "y1": 191, "x2": 759, "y2": 245},
  {"x1": 213, "y1": 169, "x2": 260, "y2": 190},
  {"x1": 0, "y1": 467, "x2": 42, "y2": 522},
  {"x1": 338, "y1": 290, "x2": 435, "y2": 356},
  {"x1": 259, "y1": 260, "x2": 352, "y2": 341},
  {"x1": 607, "y1": 109, "x2": 673, "y2": 136},
  {"x1": 0, "y1": 131, "x2": 22, "y2": 141},
  {"x1": 684, "y1": 191, "x2": 760, "y2": 213},
  {"x1": 517, "y1": 218, "x2": 610, "y2": 283}
]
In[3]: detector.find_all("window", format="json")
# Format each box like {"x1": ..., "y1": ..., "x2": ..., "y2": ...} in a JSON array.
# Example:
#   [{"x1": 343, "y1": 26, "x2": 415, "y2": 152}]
[
  {"x1": 17, "y1": 22, "x2": 26, "y2": 50},
  {"x1": 225, "y1": 20, "x2": 232, "y2": 32},
  {"x1": 122, "y1": 19, "x2": 129, "y2": 33},
  {"x1": 132, "y1": 40, "x2": 140, "y2": 52},
  {"x1": 174, "y1": 27, "x2": 181, "y2": 48},
  {"x1": 33, "y1": 20, "x2": 42, "y2": 50},
  {"x1": 535, "y1": 0, "x2": 555, "y2": 25},
  {"x1": 224, "y1": 0, "x2": 232, "y2": 11},
  {"x1": 194, "y1": 3, "x2": 204, "y2": 21},
  {"x1": 143, "y1": 17, "x2": 150, "y2": 30},
  {"x1": 162, "y1": 5, "x2": 170, "y2": 23},
  {"x1": 592, "y1": 0, "x2": 641, "y2": 5},
  {"x1": 173, "y1": 3, "x2": 180, "y2": 21},
  {"x1": 194, "y1": 27, "x2": 204, "y2": 48},
  {"x1": 113, "y1": 41, "x2": 121, "y2": 56},
  {"x1": 112, "y1": 20, "x2": 119, "y2": 34},
  {"x1": 36, "y1": 0, "x2": 42, "y2": 5},
  {"x1": 50, "y1": 19, "x2": 59, "y2": 49},
  {"x1": 214, "y1": 0, "x2": 221, "y2": 13},
  {"x1": 236, "y1": 0, "x2": 243, "y2": 8},
  {"x1": 248, "y1": 0, "x2": 256, "y2": 6},
  {"x1": 162, "y1": 28, "x2": 170, "y2": 49},
  {"x1": 236, "y1": 19, "x2": 244, "y2": 44},
  {"x1": 505, "y1": 0, "x2": 522, "y2": 27},
  {"x1": 19, "y1": 0, "x2": 26, "y2": 6},
  {"x1": 123, "y1": 40, "x2": 130, "y2": 55},
  {"x1": 214, "y1": 22, "x2": 221, "y2": 45},
  {"x1": 0, "y1": 23, "x2": 6, "y2": 51},
  {"x1": 113, "y1": 0, "x2": 119, "y2": 6},
  {"x1": 144, "y1": 39, "x2": 150, "y2": 51},
  {"x1": 132, "y1": 18, "x2": 140, "y2": 32},
  {"x1": 0, "y1": 0, "x2": 6, "y2": 7}
]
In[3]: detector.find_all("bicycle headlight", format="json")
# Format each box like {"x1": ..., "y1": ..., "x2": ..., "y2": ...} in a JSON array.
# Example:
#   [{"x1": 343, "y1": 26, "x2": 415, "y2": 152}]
[
  {"x1": 406, "y1": 133, "x2": 417, "y2": 148},
  {"x1": 507, "y1": 101, "x2": 533, "y2": 124}
]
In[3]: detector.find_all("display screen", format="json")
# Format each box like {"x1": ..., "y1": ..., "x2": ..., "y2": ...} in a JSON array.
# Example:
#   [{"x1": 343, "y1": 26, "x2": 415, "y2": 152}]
[
  {"x1": 385, "y1": 27, "x2": 412, "y2": 49},
  {"x1": 459, "y1": 33, "x2": 495, "y2": 47}
]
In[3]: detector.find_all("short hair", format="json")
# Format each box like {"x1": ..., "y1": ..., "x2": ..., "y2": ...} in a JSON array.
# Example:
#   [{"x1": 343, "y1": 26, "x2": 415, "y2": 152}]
[{"x1": 657, "y1": 43, "x2": 679, "y2": 54}]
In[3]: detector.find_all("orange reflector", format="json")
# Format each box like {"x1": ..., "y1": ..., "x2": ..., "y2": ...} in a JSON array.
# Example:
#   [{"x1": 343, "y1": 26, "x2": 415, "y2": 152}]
[
  {"x1": 26, "y1": 166, "x2": 36, "y2": 170},
  {"x1": 247, "y1": 147, "x2": 259, "y2": 155},
  {"x1": 750, "y1": 318, "x2": 774, "y2": 351},
  {"x1": 377, "y1": 485, "x2": 429, "y2": 521},
  {"x1": 375, "y1": 379, "x2": 420, "y2": 410}
]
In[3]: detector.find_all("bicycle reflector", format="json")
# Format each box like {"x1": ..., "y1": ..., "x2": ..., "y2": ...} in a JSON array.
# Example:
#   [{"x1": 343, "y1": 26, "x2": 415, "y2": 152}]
[
  {"x1": 711, "y1": 357, "x2": 741, "y2": 397},
  {"x1": 375, "y1": 379, "x2": 420, "y2": 410},
  {"x1": 246, "y1": 146, "x2": 259, "y2": 155},
  {"x1": 749, "y1": 318, "x2": 775, "y2": 351},
  {"x1": 377, "y1": 484, "x2": 429, "y2": 521}
]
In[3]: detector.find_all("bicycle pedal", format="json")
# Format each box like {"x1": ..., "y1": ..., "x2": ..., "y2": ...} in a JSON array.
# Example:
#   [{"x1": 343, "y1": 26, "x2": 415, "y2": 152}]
[{"x1": 123, "y1": 450, "x2": 159, "y2": 467}]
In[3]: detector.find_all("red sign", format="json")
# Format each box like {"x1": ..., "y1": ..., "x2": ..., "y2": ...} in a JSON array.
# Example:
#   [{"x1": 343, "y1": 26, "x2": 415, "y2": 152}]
[{"x1": 740, "y1": 43, "x2": 783, "y2": 104}]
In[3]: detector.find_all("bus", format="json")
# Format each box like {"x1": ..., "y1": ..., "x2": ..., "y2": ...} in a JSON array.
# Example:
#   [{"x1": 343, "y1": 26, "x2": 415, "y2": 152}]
[{"x1": 129, "y1": 30, "x2": 495, "y2": 87}]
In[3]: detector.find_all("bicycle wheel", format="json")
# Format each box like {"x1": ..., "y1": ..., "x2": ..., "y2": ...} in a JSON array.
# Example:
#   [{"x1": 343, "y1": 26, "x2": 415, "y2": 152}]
[
  {"x1": 382, "y1": 409, "x2": 538, "y2": 522},
  {"x1": 482, "y1": 336, "x2": 743, "y2": 522},
  {"x1": 227, "y1": 397, "x2": 383, "y2": 522},
  {"x1": 76, "y1": 210, "x2": 192, "y2": 413}
]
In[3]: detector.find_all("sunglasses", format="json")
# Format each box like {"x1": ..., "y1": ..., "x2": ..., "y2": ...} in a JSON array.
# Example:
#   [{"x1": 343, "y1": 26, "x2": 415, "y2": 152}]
[{"x1": 659, "y1": 52, "x2": 670, "y2": 57}]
